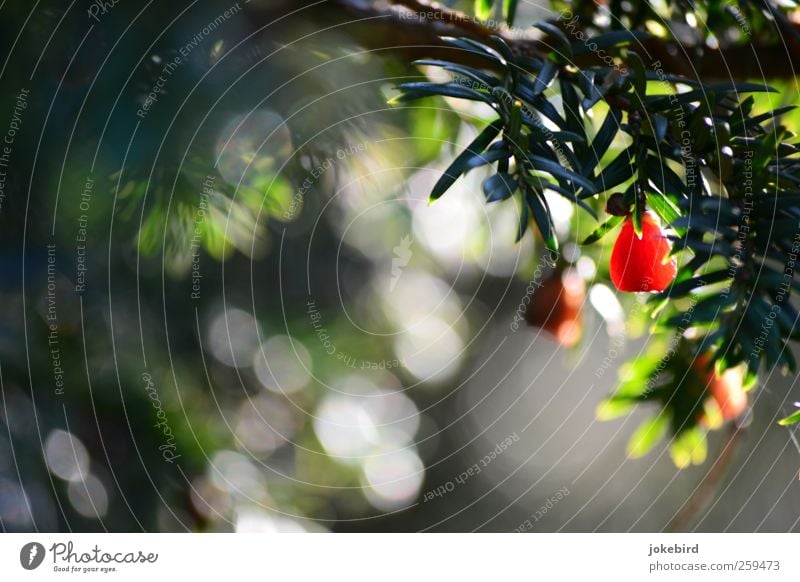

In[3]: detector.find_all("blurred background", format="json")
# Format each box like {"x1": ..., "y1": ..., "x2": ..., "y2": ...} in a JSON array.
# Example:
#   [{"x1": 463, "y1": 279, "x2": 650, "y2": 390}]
[{"x1": 0, "y1": 0, "x2": 799, "y2": 533}]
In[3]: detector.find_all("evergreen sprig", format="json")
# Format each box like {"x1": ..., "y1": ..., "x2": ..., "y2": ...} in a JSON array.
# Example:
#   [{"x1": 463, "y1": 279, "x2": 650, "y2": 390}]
[{"x1": 395, "y1": 9, "x2": 800, "y2": 465}]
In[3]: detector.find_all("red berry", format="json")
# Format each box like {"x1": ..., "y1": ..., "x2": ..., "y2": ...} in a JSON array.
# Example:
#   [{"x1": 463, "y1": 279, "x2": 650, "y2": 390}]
[
  {"x1": 610, "y1": 211, "x2": 677, "y2": 293},
  {"x1": 525, "y1": 269, "x2": 585, "y2": 347},
  {"x1": 693, "y1": 355, "x2": 748, "y2": 425}
]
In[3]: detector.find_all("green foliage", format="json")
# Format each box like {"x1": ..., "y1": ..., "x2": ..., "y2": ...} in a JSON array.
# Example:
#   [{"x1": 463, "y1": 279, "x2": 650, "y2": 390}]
[
  {"x1": 397, "y1": 34, "x2": 611, "y2": 251},
  {"x1": 779, "y1": 407, "x2": 800, "y2": 426},
  {"x1": 552, "y1": 0, "x2": 800, "y2": 44},
  {"x1": 473, "y1": 0, "x2": 520, "y2": 25},
  {"x1": 475, "y1": 0, "x2": 494, "y2": 21},
  {"x1": 395, "y1": 1, "x2": 800, "y2": 460},
  {"x1": 627, "y1": 413, "x2": 669, "y2": 458}
]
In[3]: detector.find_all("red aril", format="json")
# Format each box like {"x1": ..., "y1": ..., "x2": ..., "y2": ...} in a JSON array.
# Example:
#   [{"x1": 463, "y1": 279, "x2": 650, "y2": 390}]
[
  {"x1": 525, "y1": 269, "x2": 585, "y2": 347},
  {"x1": 610, "y1": 211, "x2": 677, "y2": 292},
  {"x1": 693, "y1": 355, "x2": 748, "y2": 426}
]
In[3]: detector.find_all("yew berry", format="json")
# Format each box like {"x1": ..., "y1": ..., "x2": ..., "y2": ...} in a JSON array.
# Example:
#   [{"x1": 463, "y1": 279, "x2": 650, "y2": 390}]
[
  {"x1": 610, "y1": 211, "x2": 677, "y2": 293},
  {"x1": 693, "y1": 355, "x2": 748, "y2": 425},
  {"x1": 525, "y1": 269, "x2": 585, "y2": 347}
]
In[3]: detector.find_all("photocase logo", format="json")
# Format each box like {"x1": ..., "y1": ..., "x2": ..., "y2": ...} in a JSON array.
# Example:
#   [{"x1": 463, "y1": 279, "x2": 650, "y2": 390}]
[
  {"x1": 390, "y1": 234, "x2": 413, "y2": 291},
  {"x1": 20, "y1": 542, "x2": 45, "y2": 570}
]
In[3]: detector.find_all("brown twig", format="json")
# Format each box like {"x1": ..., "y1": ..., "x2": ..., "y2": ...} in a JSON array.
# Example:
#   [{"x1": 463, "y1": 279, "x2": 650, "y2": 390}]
[
  {"x1": 389, "y1": 0, "x2": 517, "y2": 41},
  {"x1": 323, "y1": 0, "x2": 800, "y2": 80}
]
